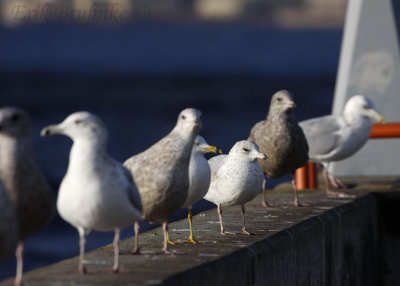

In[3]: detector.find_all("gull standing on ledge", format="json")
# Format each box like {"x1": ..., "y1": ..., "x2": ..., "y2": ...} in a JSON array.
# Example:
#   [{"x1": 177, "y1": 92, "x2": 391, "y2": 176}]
[
  {"x1": 299, "y1": 95, "x2": 385, "y2": 197},
  {"x1": 41, "y1": 112, "x2": 142, "y2": 274},
  {"x1": 124, "y1": 108, "x2": 202, "y2": 254},
  {"x1": 0, "y1": 107, "x2": 54, "y2": 286},
  {"x1": 204, "y1": 140, "x2": 267, "y2": 235},
  {"x1": 248, "y1": 90, "x2": 309, "y2": 207},
  {"x1": 180, "y1": 135, "x2": 218, "y2": 243}
]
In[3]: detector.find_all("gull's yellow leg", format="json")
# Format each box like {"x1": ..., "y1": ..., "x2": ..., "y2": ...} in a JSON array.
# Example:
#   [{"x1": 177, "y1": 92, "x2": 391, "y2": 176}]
[
  {"x1": 166, "y1": 228, "x2": 176, "y2": 245},
  {"x1": 186, "y1": 208, "x2": 202, "y2": 244}
]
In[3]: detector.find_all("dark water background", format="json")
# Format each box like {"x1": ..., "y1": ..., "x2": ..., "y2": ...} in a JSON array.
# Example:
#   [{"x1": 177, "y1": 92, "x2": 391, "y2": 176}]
[{"x1": 0, "y1": 22, "x2": 342, "y2": 279}]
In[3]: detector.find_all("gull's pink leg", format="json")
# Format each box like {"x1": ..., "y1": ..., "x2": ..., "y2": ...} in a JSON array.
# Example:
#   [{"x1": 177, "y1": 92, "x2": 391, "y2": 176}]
[
  {"x1": 14, "y1": 241, "x2": 24, "y2": 286},
  {"x1": 259, "y1": 178, "x2": 275, "y2": 207},
  {"x1": 78, "y1": 228, "x2": 87, "y2": 274},
  {"x1": 289, "y1": 178, "x2": 310, "y2": 207},
  {"x1": 131, "y1": 221, "x2": 141, "y2": 255},
  {"x1": 218, "y1": 205, "x2": 235, "y2": 235},
  {"x1": 161, "y1": 221, "x2": 173, "y2": 254},
  {"x1": 112, "y1": 229, "x2": 120, "y2": 273},
  {"x1": 323, "y1": 167, "x2": 353, "y2": 198},
  {"x1": 240, "y1": 205, "x2": 254, "y2": 235}
]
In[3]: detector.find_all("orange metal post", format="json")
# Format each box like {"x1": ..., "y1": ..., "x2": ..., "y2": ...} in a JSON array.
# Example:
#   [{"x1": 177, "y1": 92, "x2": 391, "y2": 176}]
[
  {"x1": 371, "y1": 123, "x2": 400, "y2": 138},
  {"x1": 307, "y1": 162, "x2": 318, "y2": 189},
  {"x1": 295, "y1": 165, "x2": 307, "y2": 190}
]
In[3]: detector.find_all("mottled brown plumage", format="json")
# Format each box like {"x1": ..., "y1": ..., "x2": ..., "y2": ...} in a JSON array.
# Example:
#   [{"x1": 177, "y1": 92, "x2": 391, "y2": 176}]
[
  {"x1": 248, "y1": 90, "x2": 309, "y2": 206},
  {"x1": 124, "y1": 108, "x2": 202, "y2": 253},
  {"x1": 0, "y1": 107, "x2": 53, "y2": 285},
  {"x1": 0, "y1": 179, "x2": 17, "y2": 263}
]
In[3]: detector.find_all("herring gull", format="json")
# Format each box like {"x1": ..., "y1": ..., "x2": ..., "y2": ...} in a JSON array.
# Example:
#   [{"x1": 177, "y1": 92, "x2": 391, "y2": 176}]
[
  {"x1": 248, "y1": 90, "x2": 309, "y2": 207},
  {"x1": 204, "y1": 140, "x2": 267, "y2": 235},
  {"x1": 0, "y1": 107, "x2": 54, "y2": 286},
  {"x1": 124, "y1": 108, "x2": 202, "y2": 254},
  {"x1": 299, "y1": 95, "x2": 385, "y2": 196},
  {"x1": 41, "y1": 111, "x2": 142, "y2": 273}
]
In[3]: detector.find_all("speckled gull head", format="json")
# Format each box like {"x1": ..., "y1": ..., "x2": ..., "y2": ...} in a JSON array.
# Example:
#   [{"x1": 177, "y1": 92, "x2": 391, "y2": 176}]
[
  {"x1": 343, "y1": 95, "x2": 385, "y2": 123},
  {"x1": 0, "y1": 107, "x2": 31, "y2": 138},
  {"x1": 269, "y1": 90, "x2": 296, "y2": 115},
  {"x1": 175, "y1": 108, "x2": 202, "y2": 135},
  {"x1": 41, "y1": 111, "x2": 108, "y2": 143},
  {"x1": 229, "y1": 140, "x2": 267, "y2": 162},
  {"x1": 193, "y1": 135, "x2": 219, "y2": 154}
]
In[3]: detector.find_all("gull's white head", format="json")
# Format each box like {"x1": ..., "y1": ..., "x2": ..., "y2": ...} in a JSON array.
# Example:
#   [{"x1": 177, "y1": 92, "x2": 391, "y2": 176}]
[
  {"x1": 269, "y1": 90, "x2": 296, "y2": 115},
  {"x1": 343, "y1": 95, "x2": 385, "y2": 123},
  {"x1": 192, "y1": 135, "x2": 219, "y2": 154},
  {"x1": 229, "y1": 140, "x2": 267, "y2": 162},
  {"x1": 0, "y1": 107, "x2": 31, "y2": 138},
  {"x1": 175, "y1": 108, "x2": 202, "y2": 135},
  {"x1": 41, "y1": 111, "x2": 108, "y2": 144}
]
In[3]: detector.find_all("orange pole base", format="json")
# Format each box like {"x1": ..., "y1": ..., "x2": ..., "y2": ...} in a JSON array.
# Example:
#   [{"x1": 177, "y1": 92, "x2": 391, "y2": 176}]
[
  {"x1": 295, "y1": 162, "x2": 318, "y2": 191},
  {"x1": 295, "y1": 166, "x2": 307, "y2": 190}
]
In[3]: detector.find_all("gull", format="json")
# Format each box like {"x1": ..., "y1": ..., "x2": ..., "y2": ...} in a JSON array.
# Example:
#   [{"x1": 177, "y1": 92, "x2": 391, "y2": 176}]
[
  {"x1": 249, "y1": 90, "x2": 309, "y2": 207},
  {"x1": 124, "y1": 108, "x2": 202, "y2": 254},
  {"x1": 299, "y1": 95, "x2": 385, "y2": 196},
  {"x1": 41, "y1": 111, "x2": 142, "y2": 273},
  {"x1": 179, "y1": 135, "x2": 219, "y2": 243},
  {"x1": 204, "y1": 140, "x2": 267, "y2": 235},
  {"x1": 0, "y1": 107, "x2": 54, "y2": 286}
]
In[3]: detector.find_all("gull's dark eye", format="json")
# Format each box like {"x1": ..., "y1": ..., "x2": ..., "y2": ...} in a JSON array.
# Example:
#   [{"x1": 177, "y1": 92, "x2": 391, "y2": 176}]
[
  {"x1": 75, "y1": 119, "x2": 83, "y2": 125},
  {"x1": 277, "y1": 97, "x2": 282, "y2": 102},
  {"x1": 10, "y1": 114, "x2": 20, "y2": 122},
  {"x1": 243, "y1": 148, "x2": 249, "y2": 152},
  {"x1": 181, "y1": 115, "x2": 186, "y2": 120},
  {"x1": 363, "y1": 104, "x2": 370, "y2": 109}
]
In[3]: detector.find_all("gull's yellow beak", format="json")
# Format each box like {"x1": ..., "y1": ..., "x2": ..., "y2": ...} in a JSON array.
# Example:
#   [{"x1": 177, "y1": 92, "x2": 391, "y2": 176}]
[
  {"x1": 376, "y1": 114, "x2": 386, "y2": 124},
  {"x1": 205, "y1": 146, "x2": 222, "y2": 154}
]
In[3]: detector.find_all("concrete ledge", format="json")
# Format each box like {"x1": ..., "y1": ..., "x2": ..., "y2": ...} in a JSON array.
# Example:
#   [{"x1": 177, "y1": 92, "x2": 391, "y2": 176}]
[{"x1": 1, "y1": 178, "x2": 399, "y2": 285}]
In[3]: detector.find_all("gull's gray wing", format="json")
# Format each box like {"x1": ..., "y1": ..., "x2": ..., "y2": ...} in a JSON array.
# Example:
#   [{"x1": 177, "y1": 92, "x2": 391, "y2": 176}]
[
  {"x1": 208, "y1": 155, "x2": 228, "y2": 175},
  {"x1": 299, "y1": 115, "x2": 343, "y2": 157}
]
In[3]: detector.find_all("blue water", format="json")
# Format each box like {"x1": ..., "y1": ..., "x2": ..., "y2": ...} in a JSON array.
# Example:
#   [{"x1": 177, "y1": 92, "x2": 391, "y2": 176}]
[{"x1": 0, "y1": 22, "x2": 342, "y2": 279}]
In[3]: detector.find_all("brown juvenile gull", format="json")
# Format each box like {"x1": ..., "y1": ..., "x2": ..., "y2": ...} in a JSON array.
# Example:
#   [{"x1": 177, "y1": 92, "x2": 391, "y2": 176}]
[
  {"x1": 41, "y1": 111, "x2": 142, "y2": 273},
  {"x1": 124, "y1": 108, "x2": 202, "y2": 254},
  {"x1": 248, "y1": 90, "x2": 309, "y2": 207},
  {"x1": 204, "y1": 140, "x2": 267, "y2": 235},
  {"x1": 0, "y1": 179, "x2": 17, "y2": 263},
  {"x1": 0, "y1": 107, "x2": 54, "y2": 286},
  {"x1": 299, "y1": 95, "x2": 385, "y2": 197}
]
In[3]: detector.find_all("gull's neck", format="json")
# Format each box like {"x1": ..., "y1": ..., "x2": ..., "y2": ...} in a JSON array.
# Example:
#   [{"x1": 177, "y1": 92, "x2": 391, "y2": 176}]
[
  {"x1": 69, "y1": 137, "x2": 107, "y2": 164},
  {"x1": 343, "y1": 110, "x2": 372, "y2": 131},
  {"x1": 172, "y1": 125, "x2": 197, "y2": 140},
  {"x1": 268, "y1": 109, "x2": 292, "y2": 124},
  {"x1": 0, "y1": 133, "x2": 33, "y2": 172}
]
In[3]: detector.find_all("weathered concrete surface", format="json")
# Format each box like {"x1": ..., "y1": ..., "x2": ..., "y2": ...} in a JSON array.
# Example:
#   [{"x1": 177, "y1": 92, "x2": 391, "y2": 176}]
[{"x1": 1, "y1": 177, "x2": 399, "y2": 285}]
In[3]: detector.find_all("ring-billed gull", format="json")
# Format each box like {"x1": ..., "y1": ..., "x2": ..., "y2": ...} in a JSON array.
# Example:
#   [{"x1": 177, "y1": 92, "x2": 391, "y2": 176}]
[
  {"x1": 204, "y1": 140, "x2": 267, "y2": 235},
  {"x1": 180, "y1": 135, "x2": 218, "y2": 243},
  {"x1": 0, "y1": 107, "x2": 54, "y2": 286},
  {"x1": 0, "y1": 179, "x2": 17, "y2": 263},
  {"x1": 299, "y1": 95, "x2": 385, "y2": 197},
  {"x1": 41, "y1": 111, "x2": 142, "y2": 273},
  {"x1": 124, "y1": 108, "x2": 202, "y2": 254},
  {"x1": 248, "y1": 90, "x2": 309, "y2": 207}
]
